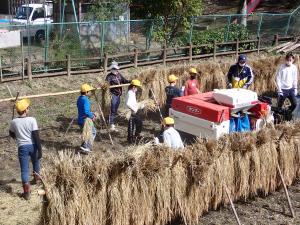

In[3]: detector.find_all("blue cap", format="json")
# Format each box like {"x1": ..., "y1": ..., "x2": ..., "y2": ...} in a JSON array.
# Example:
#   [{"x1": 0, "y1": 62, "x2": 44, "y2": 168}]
[{"x1": 238, "y1": 54, "x2": 247, "y2": 62}]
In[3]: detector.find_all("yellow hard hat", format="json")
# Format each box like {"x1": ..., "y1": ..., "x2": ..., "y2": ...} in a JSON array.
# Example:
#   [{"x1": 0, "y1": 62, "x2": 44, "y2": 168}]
[
  {"x1": 15, "y1": 98, "x2": 31, "y2": 113},
  {"x1": 189, "y1": 67, "x2": 198, "y2": 74},
  {"x1": 81, "y1": 83, "x2": 94, "y2": 92},
  {"x1": 131, "y1": 79, "x2": 141, "y2": 87},
  {"x1": 163, "y1": 117, "x2": 174, "y2": 125},
  {"x1": 168, "y1": 74, "x2": 178, "y2": 83}
]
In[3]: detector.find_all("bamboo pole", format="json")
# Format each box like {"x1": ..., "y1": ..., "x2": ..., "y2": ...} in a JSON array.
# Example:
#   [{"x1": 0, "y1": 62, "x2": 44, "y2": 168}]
[
  {"x1": 12, "y1": 92, "x2": 20, "y2": 120},
  {"x1": 277, "y1": 163, "x2": 295, "y2": 218},
  {"x1": 0, "y1": 84, "x2": 130, "y2": 103},
  {"x1": 223, "y1": 183, "x2": 242, "y2": 225}
]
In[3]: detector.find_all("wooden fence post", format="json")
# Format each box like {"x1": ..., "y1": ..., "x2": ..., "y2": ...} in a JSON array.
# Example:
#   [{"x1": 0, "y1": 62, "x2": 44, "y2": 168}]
[
  {"x1": 163, "y1": 44, "x2": 167, "y2": 67},
  {"x1": 104, "y1": 53, "x2": 108, "y2": 74},
  {"x1": 0, "y1": 56, "x2": 3, "y2": 83},
  {"x1": 134, "y1": 48, "x2": 138, "y2": 68},
  {"x1": 26, "y1": 57, "x2": 32, "y2": 81},
  {"x1": 66, "y1": 55, "x2": 71, "y2": 78},
  {"x1": 274, "y1": 34, "x2": 279, "y2": 46},
  {"x1": 189, "y1": 42, "x2": 193, "y2": 62},
  {"x1": 213, "y1": 40, "x2": 217, "y2": 60},
  {"x1": 235, "y1": 39, "x2": 239, "y2": 58},
  {"x1": 257, "y1": 36, "x2": 261, "y2": 54}
]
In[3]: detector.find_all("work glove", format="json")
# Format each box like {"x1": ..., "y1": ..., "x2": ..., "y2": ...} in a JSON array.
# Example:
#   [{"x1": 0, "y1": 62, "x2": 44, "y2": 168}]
[{"x1": 294, "y1": 89, "x2": 298, "y2": 96}]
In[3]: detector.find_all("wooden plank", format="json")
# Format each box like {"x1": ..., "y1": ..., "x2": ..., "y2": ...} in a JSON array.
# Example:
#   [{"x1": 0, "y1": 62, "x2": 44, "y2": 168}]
[
  {"x1": 282, "y1": 43, "x2": 300, "y2": 53},
  {"x1": 268, "y1": 41, "x2": 293, "y2": 52},
  {"x1": 277, "y1": 42, "x2": 297, "y2": 53}
]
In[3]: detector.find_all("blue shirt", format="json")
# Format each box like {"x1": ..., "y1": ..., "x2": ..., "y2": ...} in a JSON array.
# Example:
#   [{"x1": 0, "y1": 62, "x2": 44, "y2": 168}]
[
  {"x1": 77, "y1": 95, "x2": 93, "y2": 126},
  {"x1": 165, "y1": 86, "x2": 182, "y2": 105}
]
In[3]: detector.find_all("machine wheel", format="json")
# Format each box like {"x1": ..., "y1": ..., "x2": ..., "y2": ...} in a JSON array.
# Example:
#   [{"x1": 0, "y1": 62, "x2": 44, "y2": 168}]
[{"x1": 35, "y1": 30, "x2": 45, "y2": 43}]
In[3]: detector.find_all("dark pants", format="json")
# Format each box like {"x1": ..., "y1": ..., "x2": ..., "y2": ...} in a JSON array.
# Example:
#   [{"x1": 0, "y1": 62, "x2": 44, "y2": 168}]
[
  {"x1": 164, "y1": 104, "x2": 171, "y2": 117},
  {"x1": 18, "y1": 144, "x2": 40, "y2": 183},
  {"x1": 109, "y1": 94, "x2": 121, "y2": 125},
  {"x1": 278, "y1": 88, "x2": 297, "y2": 112},
  {"x1": 127, "y1": 114, "x2": 143, "y2": 144}
]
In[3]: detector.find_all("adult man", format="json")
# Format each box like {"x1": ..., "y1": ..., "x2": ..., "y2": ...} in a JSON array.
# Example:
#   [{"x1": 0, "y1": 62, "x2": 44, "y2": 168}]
[
  {"x1": 77, "y1": 83, "x2": 97, "y2": 153},
  {"x1": 184, "y1": 67, "x2": 200, "y2": 96},
  {"x1": 105, "y1": 61, "x2": 130, "y2": 131},
  {"x1": 162, "y1": 117, "x2": 184, "y2": 150},
  {"x1": 125, "y1": 79, "x2": 143, "y2": 144},
  {"x1": 165, "y1": 74, "x2": 182, "y2": 116},
  {"x1": 227, "y1": 54, "x2": 254, "y2": 89},
  {"x1": 276, "y1": 53, "x2": 298, "y2": 112},
  {"x1": 9, "y1": 98, "x2": 42, "y2": 200}
]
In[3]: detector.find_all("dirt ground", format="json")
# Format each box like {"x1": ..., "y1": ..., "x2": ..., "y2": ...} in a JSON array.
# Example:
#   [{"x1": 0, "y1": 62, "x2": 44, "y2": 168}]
[{"x1": 1, "y1": 69, "x2": 300, "y2": 225}]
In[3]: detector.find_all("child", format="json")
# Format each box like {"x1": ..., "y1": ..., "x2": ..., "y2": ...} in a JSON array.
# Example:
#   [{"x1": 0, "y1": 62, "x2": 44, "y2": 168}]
[
  {"x1": 77, "y1": 83, "x2": 97, "y2": 153},
  {"x1": 9, "y1": 98, "x2": 42, "y2": 200},
  {"x1": 125, "y1": 79, "x2": 143, "y2": 144},
  {"x1": 276, "y1": 52, "x2": 298, "y2": 112},
  {"x1": 165, "y1": 74, "x2": 182, "y2": 116},
  {"x1": 155, "y1": 117, "x2": 184, "y2": 150},
  {"x1": 184, "y1": 67, "x2": 200, "y2": 96}
]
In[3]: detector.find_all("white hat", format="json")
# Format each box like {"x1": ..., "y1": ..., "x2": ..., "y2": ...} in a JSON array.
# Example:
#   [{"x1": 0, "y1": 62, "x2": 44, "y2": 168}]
[{"x1": 110, "y1": 61, "x2": 119, "y2": 70}]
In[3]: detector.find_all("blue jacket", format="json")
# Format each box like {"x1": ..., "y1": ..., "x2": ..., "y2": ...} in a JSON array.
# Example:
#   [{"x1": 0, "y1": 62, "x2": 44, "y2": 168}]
[
  {"x1": 77, "y1": 95, "x2": 94, "y2": 126},
  {"x1": 227, "y1": 64, "x2": 254, "y2": 88}
]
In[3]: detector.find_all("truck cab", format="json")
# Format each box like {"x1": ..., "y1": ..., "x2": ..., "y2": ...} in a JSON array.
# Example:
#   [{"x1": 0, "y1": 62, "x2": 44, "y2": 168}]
[{"x1": 12, "y1": 2, "x2": 53, "y2": 42}]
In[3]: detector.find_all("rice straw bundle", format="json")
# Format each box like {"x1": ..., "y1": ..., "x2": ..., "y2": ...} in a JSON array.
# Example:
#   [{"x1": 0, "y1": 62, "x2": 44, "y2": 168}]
[
  {"x1": 42, "y1": 121, "x2": 300, "y2": 225},
  {"x1": 81, "y1": 118, "x2": 94, "y2": 145}
]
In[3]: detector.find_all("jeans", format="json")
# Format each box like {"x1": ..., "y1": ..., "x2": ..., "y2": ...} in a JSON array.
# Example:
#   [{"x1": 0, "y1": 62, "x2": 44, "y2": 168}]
[
  {"x1": 18, "y1": 144, "x2": 40, "y2": 183},
  {"x1": 278, "y1": 88, "x2": 297, "y2": 112},
  {"x1": 80, "y1": 124, "x2": 97, "y2": 149},
  {"x1": 109, "y1": 94, "x2": 121, "y2": 125},
  {"x1": 128, "y1": 113, "x2": 143, "y2": 144}
]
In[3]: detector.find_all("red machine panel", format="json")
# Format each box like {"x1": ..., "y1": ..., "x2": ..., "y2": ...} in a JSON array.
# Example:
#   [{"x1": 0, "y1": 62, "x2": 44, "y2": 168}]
[
  {"x1": 172, "y1": 95, "x2": 230, "y2": 123},
  {"x1": 248, "y1": 102, "x2": 268, "y2": 118}
]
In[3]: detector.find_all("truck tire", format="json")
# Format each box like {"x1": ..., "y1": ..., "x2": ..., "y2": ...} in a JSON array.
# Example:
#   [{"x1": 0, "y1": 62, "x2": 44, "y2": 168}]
[{"x1": 35, "y1": 30, "x2": 45, "y2": 43}]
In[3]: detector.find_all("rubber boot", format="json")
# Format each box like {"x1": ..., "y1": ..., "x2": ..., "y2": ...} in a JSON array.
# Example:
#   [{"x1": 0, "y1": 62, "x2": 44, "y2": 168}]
[
  {"x1": 31, "y1": 174, "x2": 41, "y2": 185},
  {"x1": 22, "y1": 183, "x2": 30, "y2": 200}
]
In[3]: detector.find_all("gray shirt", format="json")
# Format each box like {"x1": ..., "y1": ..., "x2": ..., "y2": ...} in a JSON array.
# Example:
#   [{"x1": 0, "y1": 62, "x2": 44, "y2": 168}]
[{"x1": 9, "y1": 117, "x2": 38, "y2": 147}]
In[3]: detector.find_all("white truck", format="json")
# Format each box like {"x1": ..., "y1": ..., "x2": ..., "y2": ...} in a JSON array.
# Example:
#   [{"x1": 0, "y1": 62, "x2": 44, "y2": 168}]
[{"x1": 12, "y1": 2, "x2": 53, "y2": 42}]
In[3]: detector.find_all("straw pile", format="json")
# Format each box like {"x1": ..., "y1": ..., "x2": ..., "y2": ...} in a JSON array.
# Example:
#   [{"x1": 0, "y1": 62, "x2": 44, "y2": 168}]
[
  {"x1": 42, "y1": 121, "x2": 300, "y2": 225},
  {"x1": 136, "y1": 55, "x2": 300, "y2": 105}
]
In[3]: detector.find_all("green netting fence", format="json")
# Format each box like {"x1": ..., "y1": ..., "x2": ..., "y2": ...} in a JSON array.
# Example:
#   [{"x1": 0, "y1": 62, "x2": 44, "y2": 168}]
[{"x1": 0, "y1": 5, "x2": 299, "y2": 78}]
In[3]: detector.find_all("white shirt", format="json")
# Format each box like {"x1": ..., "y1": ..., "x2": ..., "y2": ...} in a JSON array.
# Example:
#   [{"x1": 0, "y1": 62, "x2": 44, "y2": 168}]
[
  {"x1": 163, "y1": 127, "x2": 184, "y2": 150},
  {"x1": 125, "y1": 89, "x2": 139, "y2": 113},
  {"x1": 276, "y1": 64, "x2": 298, "y2": 92},
  {"x1": 9, "y1": 117, "x2": 38, "y2": 147}
]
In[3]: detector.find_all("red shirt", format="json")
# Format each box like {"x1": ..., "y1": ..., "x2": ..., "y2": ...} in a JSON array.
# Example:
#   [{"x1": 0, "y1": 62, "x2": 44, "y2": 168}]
[{"x1": 184, "y1": 79, "x2": 200, "y2": 96}]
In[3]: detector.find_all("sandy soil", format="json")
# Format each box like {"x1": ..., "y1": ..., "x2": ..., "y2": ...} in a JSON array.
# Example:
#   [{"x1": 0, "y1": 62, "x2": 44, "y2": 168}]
[{"x1": 1, "y1": 67, "x2": 300, "y2": 225}]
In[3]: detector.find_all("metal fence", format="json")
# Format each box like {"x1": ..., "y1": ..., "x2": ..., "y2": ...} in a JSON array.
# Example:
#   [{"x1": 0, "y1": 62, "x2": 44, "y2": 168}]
[{"x1": 0, "y1": 5, "x2": 299, "y2": 79}]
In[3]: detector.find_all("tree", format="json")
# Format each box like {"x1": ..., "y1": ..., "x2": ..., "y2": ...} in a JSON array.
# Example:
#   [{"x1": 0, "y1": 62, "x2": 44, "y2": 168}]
[
  {"x1": 86, "y1": 0, "x2": 131, "y2": 21},
  {"x1": 131, "y1": 0, "x2": 203, "y2": 45}
]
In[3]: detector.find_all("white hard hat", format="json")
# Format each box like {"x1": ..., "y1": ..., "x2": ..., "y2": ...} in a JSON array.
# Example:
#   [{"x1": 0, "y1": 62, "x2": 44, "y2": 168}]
[{"x1": 110, "y1": 61, "x2": 119, "y2": 70}]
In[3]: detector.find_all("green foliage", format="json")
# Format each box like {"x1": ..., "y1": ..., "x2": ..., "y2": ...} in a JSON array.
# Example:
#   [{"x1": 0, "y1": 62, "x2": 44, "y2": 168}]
[
  {"x1": 178, "y1": 24, "x2": 253, "y2": 54},
  {"x1": 132, "y1": 0, "x2": 203, "y2": 44},
  {"x1": 85, "y1": 0, "x2": 130, "y2": 21}
]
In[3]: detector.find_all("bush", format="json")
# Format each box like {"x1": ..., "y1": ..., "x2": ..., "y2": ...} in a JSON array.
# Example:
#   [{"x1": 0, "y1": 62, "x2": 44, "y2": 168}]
[{"x1": 178, "y1": 24, "x2": 253, "y2": 55}]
